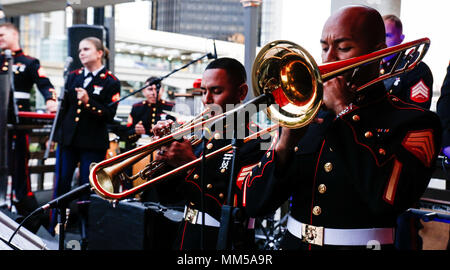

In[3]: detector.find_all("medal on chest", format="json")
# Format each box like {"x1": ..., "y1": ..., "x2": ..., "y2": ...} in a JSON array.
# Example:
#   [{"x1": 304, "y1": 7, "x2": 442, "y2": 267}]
[{"x1": 219, "y1": 152, "x2": 233, "y2": 173}]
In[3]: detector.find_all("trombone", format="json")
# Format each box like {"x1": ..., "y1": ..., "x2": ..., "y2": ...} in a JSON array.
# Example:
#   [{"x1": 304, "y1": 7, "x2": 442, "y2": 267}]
[{"x1": 89, "y1": 37, "x2": 430, "y2": 202}]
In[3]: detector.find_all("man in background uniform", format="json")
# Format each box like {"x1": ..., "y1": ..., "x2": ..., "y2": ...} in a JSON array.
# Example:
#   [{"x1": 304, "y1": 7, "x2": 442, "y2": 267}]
[
  {"x1": 126, "y1": 76, "x2": 176, "y2": 145},
  {"x1": 0, "y1": 22, "x2": 56, "y2": 220},
  {"x1": 123, "y1": 76, "x2": 176, "y2": 201},
  {"x1": 381, "y1": 14, "x2": 433, "y2": 109},
  {"x1": 437, "y1": 63, "x2": 450, "y2": 159}
]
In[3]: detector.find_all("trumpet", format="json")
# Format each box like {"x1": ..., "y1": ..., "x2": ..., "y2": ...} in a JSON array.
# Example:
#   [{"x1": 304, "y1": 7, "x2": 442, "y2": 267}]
[
  {"x1": 118, "y1": 109, "x2": 210, "y2": 183},
  {"x1": 89, "y1": 38, "x2": 430, "y2": 201}
]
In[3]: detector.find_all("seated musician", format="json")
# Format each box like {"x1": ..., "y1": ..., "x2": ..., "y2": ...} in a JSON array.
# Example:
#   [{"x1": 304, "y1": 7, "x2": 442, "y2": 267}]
[
  {"x1": 126, "y1": 76, "x2": 176, "y2": 146},
  {"x1": 243, "y1": 6, "x2": 442, "y2": 250},
  {"x1": 0, "y1": 22, "x2": 56, "y2": 225},
  {"x1": 152, "y1": 57, "x2": 269, "y2": 250},
  {"x1": 437, "y1": 63, "x2": 450, "y2": 161},
  {"x1": 122, "y1": 77, "x2": 177, "y2": 201}
]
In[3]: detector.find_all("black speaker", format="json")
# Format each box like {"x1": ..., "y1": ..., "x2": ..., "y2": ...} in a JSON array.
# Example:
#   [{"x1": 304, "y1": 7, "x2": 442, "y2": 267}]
[
  {"x1": 87, "y1": 195, "x2": 183, "y2": 250},
  {"x1": 67, "y1": 24, "x2": 107, "y2": 72}
]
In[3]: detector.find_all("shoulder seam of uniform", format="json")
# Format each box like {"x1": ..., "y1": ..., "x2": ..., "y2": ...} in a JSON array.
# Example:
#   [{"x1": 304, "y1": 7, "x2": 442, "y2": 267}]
[
  {"x1": 70, "y1": 68, "x2": 82, "y2": 74},
  {"x1": 387, "y1": 94, "x2": 425, "y2": 111},
  {"x1": 105, "y1": 69, "x2": 118, "y2": 81}
]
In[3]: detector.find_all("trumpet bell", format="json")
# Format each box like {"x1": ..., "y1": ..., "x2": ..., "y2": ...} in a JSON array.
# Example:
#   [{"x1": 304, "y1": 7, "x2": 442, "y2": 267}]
[{"x1": 252, "y1": 40, "x2": 323, "y2": 129}]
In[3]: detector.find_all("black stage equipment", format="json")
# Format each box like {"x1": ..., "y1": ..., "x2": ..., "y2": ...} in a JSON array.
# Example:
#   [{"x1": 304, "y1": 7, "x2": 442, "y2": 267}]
[
  {"x1": 67, "y1": 24, "x2": 107, "y2": 72},
  {"x1": 87, "y1": 194, "x2": 183, "y2": 250}
]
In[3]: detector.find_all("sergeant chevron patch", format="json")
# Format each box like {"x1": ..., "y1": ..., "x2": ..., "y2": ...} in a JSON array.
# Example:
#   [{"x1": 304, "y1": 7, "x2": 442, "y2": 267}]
[
  {"x1": 410, "y1": 79, "x2": 430, "y2": 103},
  {"x1": 236, "y1": 163, "x2": 258, "y2": 190},
  {"x1": 401, "y1": 129, "x2": 435, "y2": 167}
]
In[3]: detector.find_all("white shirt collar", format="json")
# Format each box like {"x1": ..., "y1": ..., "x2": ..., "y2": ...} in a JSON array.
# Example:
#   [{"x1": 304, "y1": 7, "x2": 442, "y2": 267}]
[{"x1": 84, "y1": 65, "x2": 104, "y2": 77}]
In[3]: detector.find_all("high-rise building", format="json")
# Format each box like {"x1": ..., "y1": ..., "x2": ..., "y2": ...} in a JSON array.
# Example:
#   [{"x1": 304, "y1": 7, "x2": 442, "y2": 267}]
[{"x1": 153, "y1": 0, "x2": 261, "y2": 44}]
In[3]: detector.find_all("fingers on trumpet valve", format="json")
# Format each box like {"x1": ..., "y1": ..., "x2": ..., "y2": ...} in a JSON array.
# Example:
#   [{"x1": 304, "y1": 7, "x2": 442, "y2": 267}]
[{"x1": 152, "y1": 120, "x2": 174, "y2": 136}]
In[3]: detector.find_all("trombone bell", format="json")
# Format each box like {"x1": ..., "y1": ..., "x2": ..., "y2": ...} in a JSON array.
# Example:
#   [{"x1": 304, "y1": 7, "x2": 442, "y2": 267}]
[{"x1": 252, "y1": 41, "x2": 323, "y2": 129}]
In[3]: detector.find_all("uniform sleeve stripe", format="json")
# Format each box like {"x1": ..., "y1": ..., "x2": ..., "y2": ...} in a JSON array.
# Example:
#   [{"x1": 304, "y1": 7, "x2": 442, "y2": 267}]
[
  {"x1": 383, "y1": 159, "x2": 403, "y2": 205},
  {"x1": 401, "y1": 129, "x2": 435, "y2": 167}
]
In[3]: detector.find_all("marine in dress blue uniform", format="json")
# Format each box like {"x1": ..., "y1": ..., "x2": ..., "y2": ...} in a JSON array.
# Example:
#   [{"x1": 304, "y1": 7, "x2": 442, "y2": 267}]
[
  {"x1": 381, "y1": 57, "x2": 433, "y2": 110},
  {"x1": 244, "y1": 83, "x2": 441, "y2": 250},
  {"x1": 0, "y1": 48, "x2": 56, "y2": 216},
  {"x1": 125, "y1": 98, "x2": 177, "y2": 202},
  {"x1": 436, "y1": 63, "x2": 450, "y2": 158},
  {"x1": 170, "y1": 121, "x2": 269, "y2": 250},
  {"x1": 126, "y1": 99, "x2": 176, "y2": 144},
  {"x1": 381, "y1": 14, "x2": 433, "y2": 110},
  {"x1": 54, "y1": 66, "x2": 120, "y2": 200},
  {"x1": 244, "y1": 6, "x2": 442, "y2": 250},
  {"x1": 152, "y1": 57, "x2": 267, "y2": 250}
]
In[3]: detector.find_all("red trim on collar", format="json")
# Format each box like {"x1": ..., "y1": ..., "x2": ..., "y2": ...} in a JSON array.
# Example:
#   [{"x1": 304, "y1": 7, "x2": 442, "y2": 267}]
[{"x1": 245, "y1": 130, "x2": 279, "y2": 187}]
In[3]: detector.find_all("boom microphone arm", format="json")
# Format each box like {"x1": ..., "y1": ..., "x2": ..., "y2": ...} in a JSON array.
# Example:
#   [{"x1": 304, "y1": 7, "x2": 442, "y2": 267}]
[{"x1": 108, "y1": 51, "x2": 216, "y2": 107}]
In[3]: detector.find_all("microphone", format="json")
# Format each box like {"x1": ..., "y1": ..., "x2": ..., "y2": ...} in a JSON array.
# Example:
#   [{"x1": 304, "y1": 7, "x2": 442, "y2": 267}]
[
  {"x1": 63, "y1": 56, "x2": 73, "y2": 77},
  {"x1": 207, "y1": 40, "x2": 218, "y2": 60},
  {"x1": 146, "y1": 77, "x2": 162, "y2": 98},
  {"x1": 213, "y1": 40, "x2": 218, "y2": 59},
  {"x1": 146, "y1": 77, "x2": 162, "y2": 88},
  {"x1": 40, "y1": 183, "x2": 93, "y2": 212},
  {"x1": 4, "y1": 49, "x2": 11, "y2": 58}
]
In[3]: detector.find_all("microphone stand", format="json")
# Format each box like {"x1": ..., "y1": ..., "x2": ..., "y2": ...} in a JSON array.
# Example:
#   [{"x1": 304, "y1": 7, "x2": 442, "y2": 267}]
[
  {"x1": 44, "y1": 57, "x2": 73, "y2": 160},
  {"x1": 215, "y1": 93, "x2": 274, "y2": 250},
  {"x1": 216, "y1": 111, "x2": 242, "y2": 250},
  {"x1": 108, "y1": 52, "x2": 215, "y2": 107},
  {"x1": 0, "y1": 50, "x2": 19, "y2": 209},
  {"x1": 7, "y1": 183, "x2": 92, "y2": 250},
  {"x1": 199, "y1": 134, "x2": 207, "y2": 250},
  {"x1": 5, "y1": 50, "x2": 19, "y2": 125},
  {"x1": 0, "y1": 74, "x2": 10, "y2": 207},
  {"x1": 56, "y1": 205, "x2": 68, "y2": 250}
]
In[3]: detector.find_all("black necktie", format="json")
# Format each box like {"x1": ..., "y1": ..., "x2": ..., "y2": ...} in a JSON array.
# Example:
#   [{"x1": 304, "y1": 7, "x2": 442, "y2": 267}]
[{"x1": 83, "y1": 72, "x2": 93, "y2": 87}]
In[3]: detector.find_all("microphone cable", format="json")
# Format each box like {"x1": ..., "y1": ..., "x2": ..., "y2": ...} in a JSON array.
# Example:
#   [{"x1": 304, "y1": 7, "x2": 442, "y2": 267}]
[{"x1": 7, "y1": 207, "x2": 42, "y2": 247}]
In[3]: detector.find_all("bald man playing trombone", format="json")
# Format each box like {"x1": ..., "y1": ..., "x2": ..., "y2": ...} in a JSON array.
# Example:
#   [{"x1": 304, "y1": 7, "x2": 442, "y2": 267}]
[{"x1": 244, "y1": 5, "x2": 441, "y2": 250}]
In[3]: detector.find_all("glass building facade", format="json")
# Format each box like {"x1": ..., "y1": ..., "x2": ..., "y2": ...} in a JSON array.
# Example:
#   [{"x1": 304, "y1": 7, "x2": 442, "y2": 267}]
[{"x1": 153, "y1": 0, "x2": 261, "y2": 43}]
